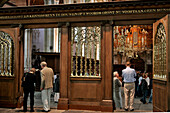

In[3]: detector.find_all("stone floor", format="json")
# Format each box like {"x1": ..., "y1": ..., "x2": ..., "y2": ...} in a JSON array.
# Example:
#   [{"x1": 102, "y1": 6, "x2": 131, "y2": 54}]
[{"x1": 0, "y1": 91, "x2": 153, "y2": 113}]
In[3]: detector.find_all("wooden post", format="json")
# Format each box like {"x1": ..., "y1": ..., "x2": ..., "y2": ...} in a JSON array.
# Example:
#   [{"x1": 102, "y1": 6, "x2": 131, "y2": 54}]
[
  {"x1": 101, "y1": 22, "x2": 114, "y2": 112},
  {"x1": 57, "y1": 24, "x2": 69, "y2": 110}
]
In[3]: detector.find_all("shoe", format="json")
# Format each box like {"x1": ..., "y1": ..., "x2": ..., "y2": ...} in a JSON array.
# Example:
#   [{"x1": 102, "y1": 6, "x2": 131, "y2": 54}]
[
  {"x1": 30, "y1": 109, "x2": 34, "y2": 112},
  {"x1": 41, "y1": 110, "x2": 49, "y2": 112},
  {"x1": 23, "y1": 110, "x2": 27, "y2": 112},
  {"x1": 140, "y1": 99, "x2": 143, "y2": 102},
  {"x1": 130, "y1": 109, "x2": 134, "y2": 111},
  {"x1": 125, "y1": 108, "x2": 128, "y2": 111},
  {"x1": 149, "y1": 101, "x2": 152, "y2": 103}
]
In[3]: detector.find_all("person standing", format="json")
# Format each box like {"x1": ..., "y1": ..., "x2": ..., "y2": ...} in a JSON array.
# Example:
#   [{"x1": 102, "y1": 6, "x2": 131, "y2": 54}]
[
  {"x1": 138, "y1": 73, "x2": 143, "y2": 97},
  {"x1": 40, "y1": 62, "x2": 54, "y2": 112},
  {"x1": 54, "y1": 74, "x2": 60, "y2": 103},
  {"x1": 22, "y1": 68, "x2": 36, "y2": 112},
  {"x1": 148, "y1": 77, "x2": 153, "y2": 103},
  {"x1": 122, "y1": 61, "x2": 136, "y2": 111},
  {"x1": 140, "y1": 73, "x2": 148, "y2": 104},
  {"x1": 113, "y1": 71, "x2": 122, "y2": 109}
]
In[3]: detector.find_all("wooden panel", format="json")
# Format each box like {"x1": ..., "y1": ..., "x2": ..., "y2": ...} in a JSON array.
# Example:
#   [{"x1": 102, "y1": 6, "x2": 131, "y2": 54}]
[
  {"x1": 0, "y1": 28, "x2": 23, "y2": 108},
  {"x1": 0, "y1": 78, "x2": 15, "y2": 101},
  {"x1": 153, "y1": 80, "x2": 167, "y2": 111},
  {"x1": 70, "y1": 81, "x2": 100, "y2": 100},
  {"x1": 35, "y1": 52, "x2": 60, "y2": 73},
  {"x1": 153, "y1": 15, "x2": 170, "y2": 112},
  {"x1": 168, "y1": 15, "x2": 170, "y2": 111}
]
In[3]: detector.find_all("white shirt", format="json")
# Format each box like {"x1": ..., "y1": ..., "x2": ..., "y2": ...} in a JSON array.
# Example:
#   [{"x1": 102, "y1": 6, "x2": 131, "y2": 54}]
[
  {"x1": 138, "y1": 76, "x2": 143, "y2": 85},
  {"x1": 54, "y1": 75, "x2": 57, "y2": 83},
  {"x1": 145, "y1": 77, "x2": 150, "y2": 86},
  {"x1": 122, "y1": 67, "x2": 136, "y2": 83}
]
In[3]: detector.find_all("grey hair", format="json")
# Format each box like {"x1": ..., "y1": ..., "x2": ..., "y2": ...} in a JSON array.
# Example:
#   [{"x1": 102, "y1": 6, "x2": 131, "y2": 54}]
[
  {"x1": 40, "y1": 61, "x2": 47, "y2": 67},
  {"x1": 113, "y1": 71, "x2": 118, "y2": 77}
]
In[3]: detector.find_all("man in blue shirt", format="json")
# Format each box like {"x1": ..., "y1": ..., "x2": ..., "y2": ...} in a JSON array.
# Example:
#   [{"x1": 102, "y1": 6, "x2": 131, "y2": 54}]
[{"x1": 122, "y1": 61, "x2": 136, "y2": 111}]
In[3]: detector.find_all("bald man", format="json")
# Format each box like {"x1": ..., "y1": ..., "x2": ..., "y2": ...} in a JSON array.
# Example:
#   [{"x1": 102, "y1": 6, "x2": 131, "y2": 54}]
[{"x1": 40, "y1": 62, "x2": 54, "y2": 112}]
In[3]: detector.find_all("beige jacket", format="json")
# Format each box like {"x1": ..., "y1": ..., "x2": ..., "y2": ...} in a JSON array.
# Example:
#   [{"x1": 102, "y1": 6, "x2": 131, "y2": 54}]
[{"x1": 40, "y1": 67, "x2": 54, "y2": 89}]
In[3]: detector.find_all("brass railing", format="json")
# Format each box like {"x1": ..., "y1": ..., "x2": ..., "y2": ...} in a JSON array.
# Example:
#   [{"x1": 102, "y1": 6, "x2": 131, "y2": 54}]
[
  {"x1": 71, "y1": 26, "x2": 101, "y2": 77},
  {"x1": 0, "y1": 31, "x2": 14, "y2": 76}
]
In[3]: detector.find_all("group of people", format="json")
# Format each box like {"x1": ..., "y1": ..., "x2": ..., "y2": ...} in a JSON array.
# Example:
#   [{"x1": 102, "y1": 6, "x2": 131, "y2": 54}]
[
  {"x1": 113, "y1": 61, "x2": 153, "y2": 111},
  {"x1": 22, "y1": 61, "x2": 59, "y2": 112}
]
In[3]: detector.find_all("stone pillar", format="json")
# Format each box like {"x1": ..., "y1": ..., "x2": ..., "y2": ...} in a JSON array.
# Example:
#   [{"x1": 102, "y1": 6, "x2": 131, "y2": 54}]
[{"x1": 24, "y1": 29, "x2": 32, "y2": 71}]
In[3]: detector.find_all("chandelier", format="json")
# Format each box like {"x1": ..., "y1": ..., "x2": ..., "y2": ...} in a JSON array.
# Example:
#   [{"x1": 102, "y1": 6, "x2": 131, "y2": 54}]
[{"x1": 114, "y1": 25, "x2": 150, "y2": 58}]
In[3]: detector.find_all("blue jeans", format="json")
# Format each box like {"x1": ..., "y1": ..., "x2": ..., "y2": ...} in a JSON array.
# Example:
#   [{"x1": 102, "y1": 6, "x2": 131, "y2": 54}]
[{"x1": 149, "y1": 89, "x2": 153, "y2": 103}]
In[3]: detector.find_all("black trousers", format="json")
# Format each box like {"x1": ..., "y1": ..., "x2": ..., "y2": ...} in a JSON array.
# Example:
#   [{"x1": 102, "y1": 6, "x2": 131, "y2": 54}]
[{"x1": 23, "y1": 89, "x2": 34, "y2": 111}]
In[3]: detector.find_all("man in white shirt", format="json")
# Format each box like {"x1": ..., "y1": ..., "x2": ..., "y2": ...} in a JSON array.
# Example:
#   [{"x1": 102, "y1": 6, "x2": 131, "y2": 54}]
[{"x1": 122, "y1": 61, "x2": 136, "y2": 111}]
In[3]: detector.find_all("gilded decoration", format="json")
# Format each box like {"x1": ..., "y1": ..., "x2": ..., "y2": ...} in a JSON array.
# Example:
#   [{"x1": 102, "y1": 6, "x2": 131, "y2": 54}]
[
  {"x1": 0, "y1": 8, "x2": 170, "y2": 20},
  {"x1": 71, "y1": 26, "x2": 101, "y2": 77},
  {"x1": 153, "y1": 23, "x2": 166, "y2": 80},
  {"x1": 0, "y1": 31, "x2": 14, "y2": 76},
  {"x1": 114, "y1": 25, "x2": 152, "y2": 58}
]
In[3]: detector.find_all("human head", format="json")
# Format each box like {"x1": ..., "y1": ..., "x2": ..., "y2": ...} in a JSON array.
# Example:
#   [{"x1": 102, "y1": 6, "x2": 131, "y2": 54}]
[
  {"x1": 30, "y1": 68, "x2": 36, "y2": 74},
  {"x1": 145, "y1": 73, "x2": 148, "y2": 77},
  {"x1": 40, "y1": 61, "x2": 47, "y2": 69},
  {"x1": 113, "y1": 71, "x2": 119, "y2": 77},
  {"x1": 126, "y1": 61, "x2": 131, "y2": 67},
  {"x1": 143, "y1": 73, "x2": 147, "y2": 78}
]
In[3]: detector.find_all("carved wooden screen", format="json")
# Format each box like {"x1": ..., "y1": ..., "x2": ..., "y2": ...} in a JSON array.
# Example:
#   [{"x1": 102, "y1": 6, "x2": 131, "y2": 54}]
[
  {"x1": 71, "y1": 26, "x2": 101, "y2": 77},
  {"x1": 153, "y1": 23, "x2": 166, "y2": 80},
  {"x1": 0, "y1": 31, "x2": 14, "y2": 76}
]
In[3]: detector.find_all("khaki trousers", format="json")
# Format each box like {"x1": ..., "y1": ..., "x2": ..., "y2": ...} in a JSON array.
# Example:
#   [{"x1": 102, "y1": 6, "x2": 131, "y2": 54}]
[{"x1": 124, "y1": 83, "x2": 135, "y2": 110}]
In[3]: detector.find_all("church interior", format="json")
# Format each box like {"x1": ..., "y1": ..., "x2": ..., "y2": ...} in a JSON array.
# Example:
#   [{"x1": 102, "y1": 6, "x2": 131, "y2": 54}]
[{"x1": 0, "y1": 0, "x2": 170, "y2": 112}]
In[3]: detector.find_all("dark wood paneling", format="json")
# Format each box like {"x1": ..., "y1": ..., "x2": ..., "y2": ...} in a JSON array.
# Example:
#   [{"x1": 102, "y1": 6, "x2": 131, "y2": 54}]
[
  {"x1": 0, "y1": 78, "x2": 15, "y2": 101},
  {"x1": 153, "y1": 80, "x2": 167, "y2": 111},
  {"x1": 70, "y1": 81, "x2": 101, "y2": 100},
  {"x1": 35, "y1": 52, "x2": 60, "y2": 73},
  {"x1": 153, "y1": 15, "x2": 170, "y2": 112},
  {"x1": 0, "y1": 28, "x2": 23, "y2": 108}
]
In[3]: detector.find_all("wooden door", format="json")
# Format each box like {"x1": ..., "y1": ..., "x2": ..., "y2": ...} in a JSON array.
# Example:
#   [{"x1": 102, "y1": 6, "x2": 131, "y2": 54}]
[
  {"x1": 153, "y1": 15, "x2": 170, "y2": 112},
  {"x1": 0, "y1": 27, "x2": 24, "y2": 108}
]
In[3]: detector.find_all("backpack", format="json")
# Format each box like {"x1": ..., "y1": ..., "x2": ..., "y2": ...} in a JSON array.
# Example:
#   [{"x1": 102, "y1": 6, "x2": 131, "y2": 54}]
[{"x1": 141, "y1": 79, "x2": 148, "y2": 91}]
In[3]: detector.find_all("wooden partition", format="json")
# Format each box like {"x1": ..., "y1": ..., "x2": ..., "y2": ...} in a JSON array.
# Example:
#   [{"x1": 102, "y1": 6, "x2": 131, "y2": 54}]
[
  {"x1": 57, "y1": 22, "x2": 114, "y2": 112},
  {"x1": 0, "y1": 0, "x2": 170, "y2": 112},
  {"x1": 153, "y1": 15, "x2": 170, "y2": 112},
  {"x1": 0, "y1": 28, "x2": 24, "y2": 108}
]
